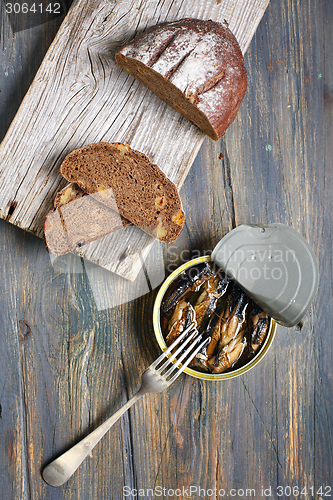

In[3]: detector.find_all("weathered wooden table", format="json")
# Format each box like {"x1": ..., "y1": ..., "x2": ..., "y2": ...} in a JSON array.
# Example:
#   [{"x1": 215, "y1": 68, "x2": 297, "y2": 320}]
[{"x1": 0, "y1": 0, "x2": 332, "y2": 499}]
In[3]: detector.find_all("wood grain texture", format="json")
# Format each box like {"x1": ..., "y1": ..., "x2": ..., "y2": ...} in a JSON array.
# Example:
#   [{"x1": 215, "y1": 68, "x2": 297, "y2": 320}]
[
  {"x1": 0, "y1": 0, "x2": 270, "y2": 281},
  {"x1": 1, "y1": 0, "x2": 332, "y2": 499}
]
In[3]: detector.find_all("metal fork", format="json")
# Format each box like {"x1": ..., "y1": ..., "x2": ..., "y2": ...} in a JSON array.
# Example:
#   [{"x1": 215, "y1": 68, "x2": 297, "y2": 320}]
[{"x1": 42, "y1": 322, "x2": 208, "y2": 487}]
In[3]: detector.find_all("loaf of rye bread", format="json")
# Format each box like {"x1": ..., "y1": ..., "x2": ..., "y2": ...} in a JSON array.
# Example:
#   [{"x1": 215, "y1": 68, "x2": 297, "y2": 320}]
[
  {"x1": 115, "y1": 18, "x2": 247, "y2": 141},
  {"x1": 59, "y1": 142, "x2": 185, "y2": 243},
  {"x1": 44, "y1": 183, "x2": 130, "y2": 255}
]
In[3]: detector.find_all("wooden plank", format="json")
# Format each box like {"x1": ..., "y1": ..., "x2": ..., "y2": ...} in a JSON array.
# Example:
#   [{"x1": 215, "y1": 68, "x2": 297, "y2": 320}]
[
  {"x1": 0, "y1": 0, "x2": 270, "y2": 281},
  {"x1": 0, "y1": 223, "x2": 28, "y2": 500}
]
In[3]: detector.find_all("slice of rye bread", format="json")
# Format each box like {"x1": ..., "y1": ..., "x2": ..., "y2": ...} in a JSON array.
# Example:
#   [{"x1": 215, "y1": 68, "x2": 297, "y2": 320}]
[
  {"x1": 59, "y1": 142, "x2": 186, "y2": 242},
  {"x1": 44, "y1": 183, "x2": 130, "y2": 255},
  {"x1": 54, "y1": 183, "x2": 131, "y2": 227},
  {"x1": 115, "y1": 18, "x2": 247, "y2": 141}
]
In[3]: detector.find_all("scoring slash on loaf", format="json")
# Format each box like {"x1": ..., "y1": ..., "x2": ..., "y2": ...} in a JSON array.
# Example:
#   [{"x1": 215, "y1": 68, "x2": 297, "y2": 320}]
[
  {"x1": 115, "y1": 18, "x2": 247, "y2": 141},
  {"x1": 59, "y1": 142, "x2": 186, "y2": 243},
  {"x1": 44, "y1": 183, "x2": 130, "y2": 255}
]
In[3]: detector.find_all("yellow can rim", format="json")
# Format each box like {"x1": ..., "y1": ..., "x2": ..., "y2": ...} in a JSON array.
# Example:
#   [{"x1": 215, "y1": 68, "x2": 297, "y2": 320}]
[{"x1": 153, "y1": 256, "x2": 276, "y2": 381}]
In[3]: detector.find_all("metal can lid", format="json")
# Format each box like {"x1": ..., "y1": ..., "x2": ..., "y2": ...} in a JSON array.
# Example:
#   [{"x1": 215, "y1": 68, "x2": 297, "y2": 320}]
[{"x1": 211, "y1": 223, "x2": 319, "y2": 327}]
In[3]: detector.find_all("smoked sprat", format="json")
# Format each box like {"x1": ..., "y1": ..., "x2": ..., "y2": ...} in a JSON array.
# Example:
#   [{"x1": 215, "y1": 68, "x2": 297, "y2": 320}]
[{"x1": 161, "y1": 262, "x2": 271, "y2": 374}]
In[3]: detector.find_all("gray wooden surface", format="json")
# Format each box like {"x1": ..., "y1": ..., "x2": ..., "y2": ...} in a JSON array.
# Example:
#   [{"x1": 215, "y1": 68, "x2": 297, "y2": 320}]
[{"x1": 0, "y1": 0, "x2": 332, "y2": 499}]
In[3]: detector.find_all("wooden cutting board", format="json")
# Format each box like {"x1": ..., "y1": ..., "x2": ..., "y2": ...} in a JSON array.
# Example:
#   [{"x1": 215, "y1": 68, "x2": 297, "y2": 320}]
[{"x1": 0, "y1": 0, "x2": 269, "y2": 281}]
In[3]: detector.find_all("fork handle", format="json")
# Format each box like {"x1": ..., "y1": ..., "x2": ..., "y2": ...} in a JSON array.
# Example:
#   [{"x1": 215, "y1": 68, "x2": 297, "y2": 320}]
[{"x1": 42, "y1": 388, "x2": 146, "y2": 487}]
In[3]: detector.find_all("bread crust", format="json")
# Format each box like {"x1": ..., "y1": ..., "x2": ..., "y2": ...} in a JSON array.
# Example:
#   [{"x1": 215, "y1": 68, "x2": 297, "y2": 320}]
[{"x1": 115, "y1": 18, "x2": 247, "y2": 140}]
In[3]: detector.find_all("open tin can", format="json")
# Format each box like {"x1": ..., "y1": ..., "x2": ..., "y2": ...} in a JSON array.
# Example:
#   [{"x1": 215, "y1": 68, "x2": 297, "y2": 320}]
[
  {"x1": 153, "y1": 255, "x2": 277, "y2": 380},
  {"x1": 153, "y1": 224, "x2": 319, "y2": 381}
]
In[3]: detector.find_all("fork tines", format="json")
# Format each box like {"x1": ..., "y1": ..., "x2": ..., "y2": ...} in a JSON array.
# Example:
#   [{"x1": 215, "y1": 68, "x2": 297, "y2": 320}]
[{"x1": 152, "y1": 322, "x2": 210, "y2": 383}]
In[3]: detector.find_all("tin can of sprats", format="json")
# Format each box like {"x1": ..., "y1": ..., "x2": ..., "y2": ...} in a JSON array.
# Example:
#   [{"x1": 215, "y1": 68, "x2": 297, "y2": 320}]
[{"x1": 153, "y1": 255, "x2": 276, "y2": 381}]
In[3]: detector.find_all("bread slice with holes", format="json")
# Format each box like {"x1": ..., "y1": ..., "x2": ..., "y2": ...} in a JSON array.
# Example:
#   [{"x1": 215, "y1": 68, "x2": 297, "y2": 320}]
[
  {"x1": 44, "y1": 183, "x2": 130, "y2": 255},
  {"x1": 59, "y1": 142, "x2": 185, "y2": 243},
  {"x1": 115, "y1": 18, "x2": 247, "y2": 141}
]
